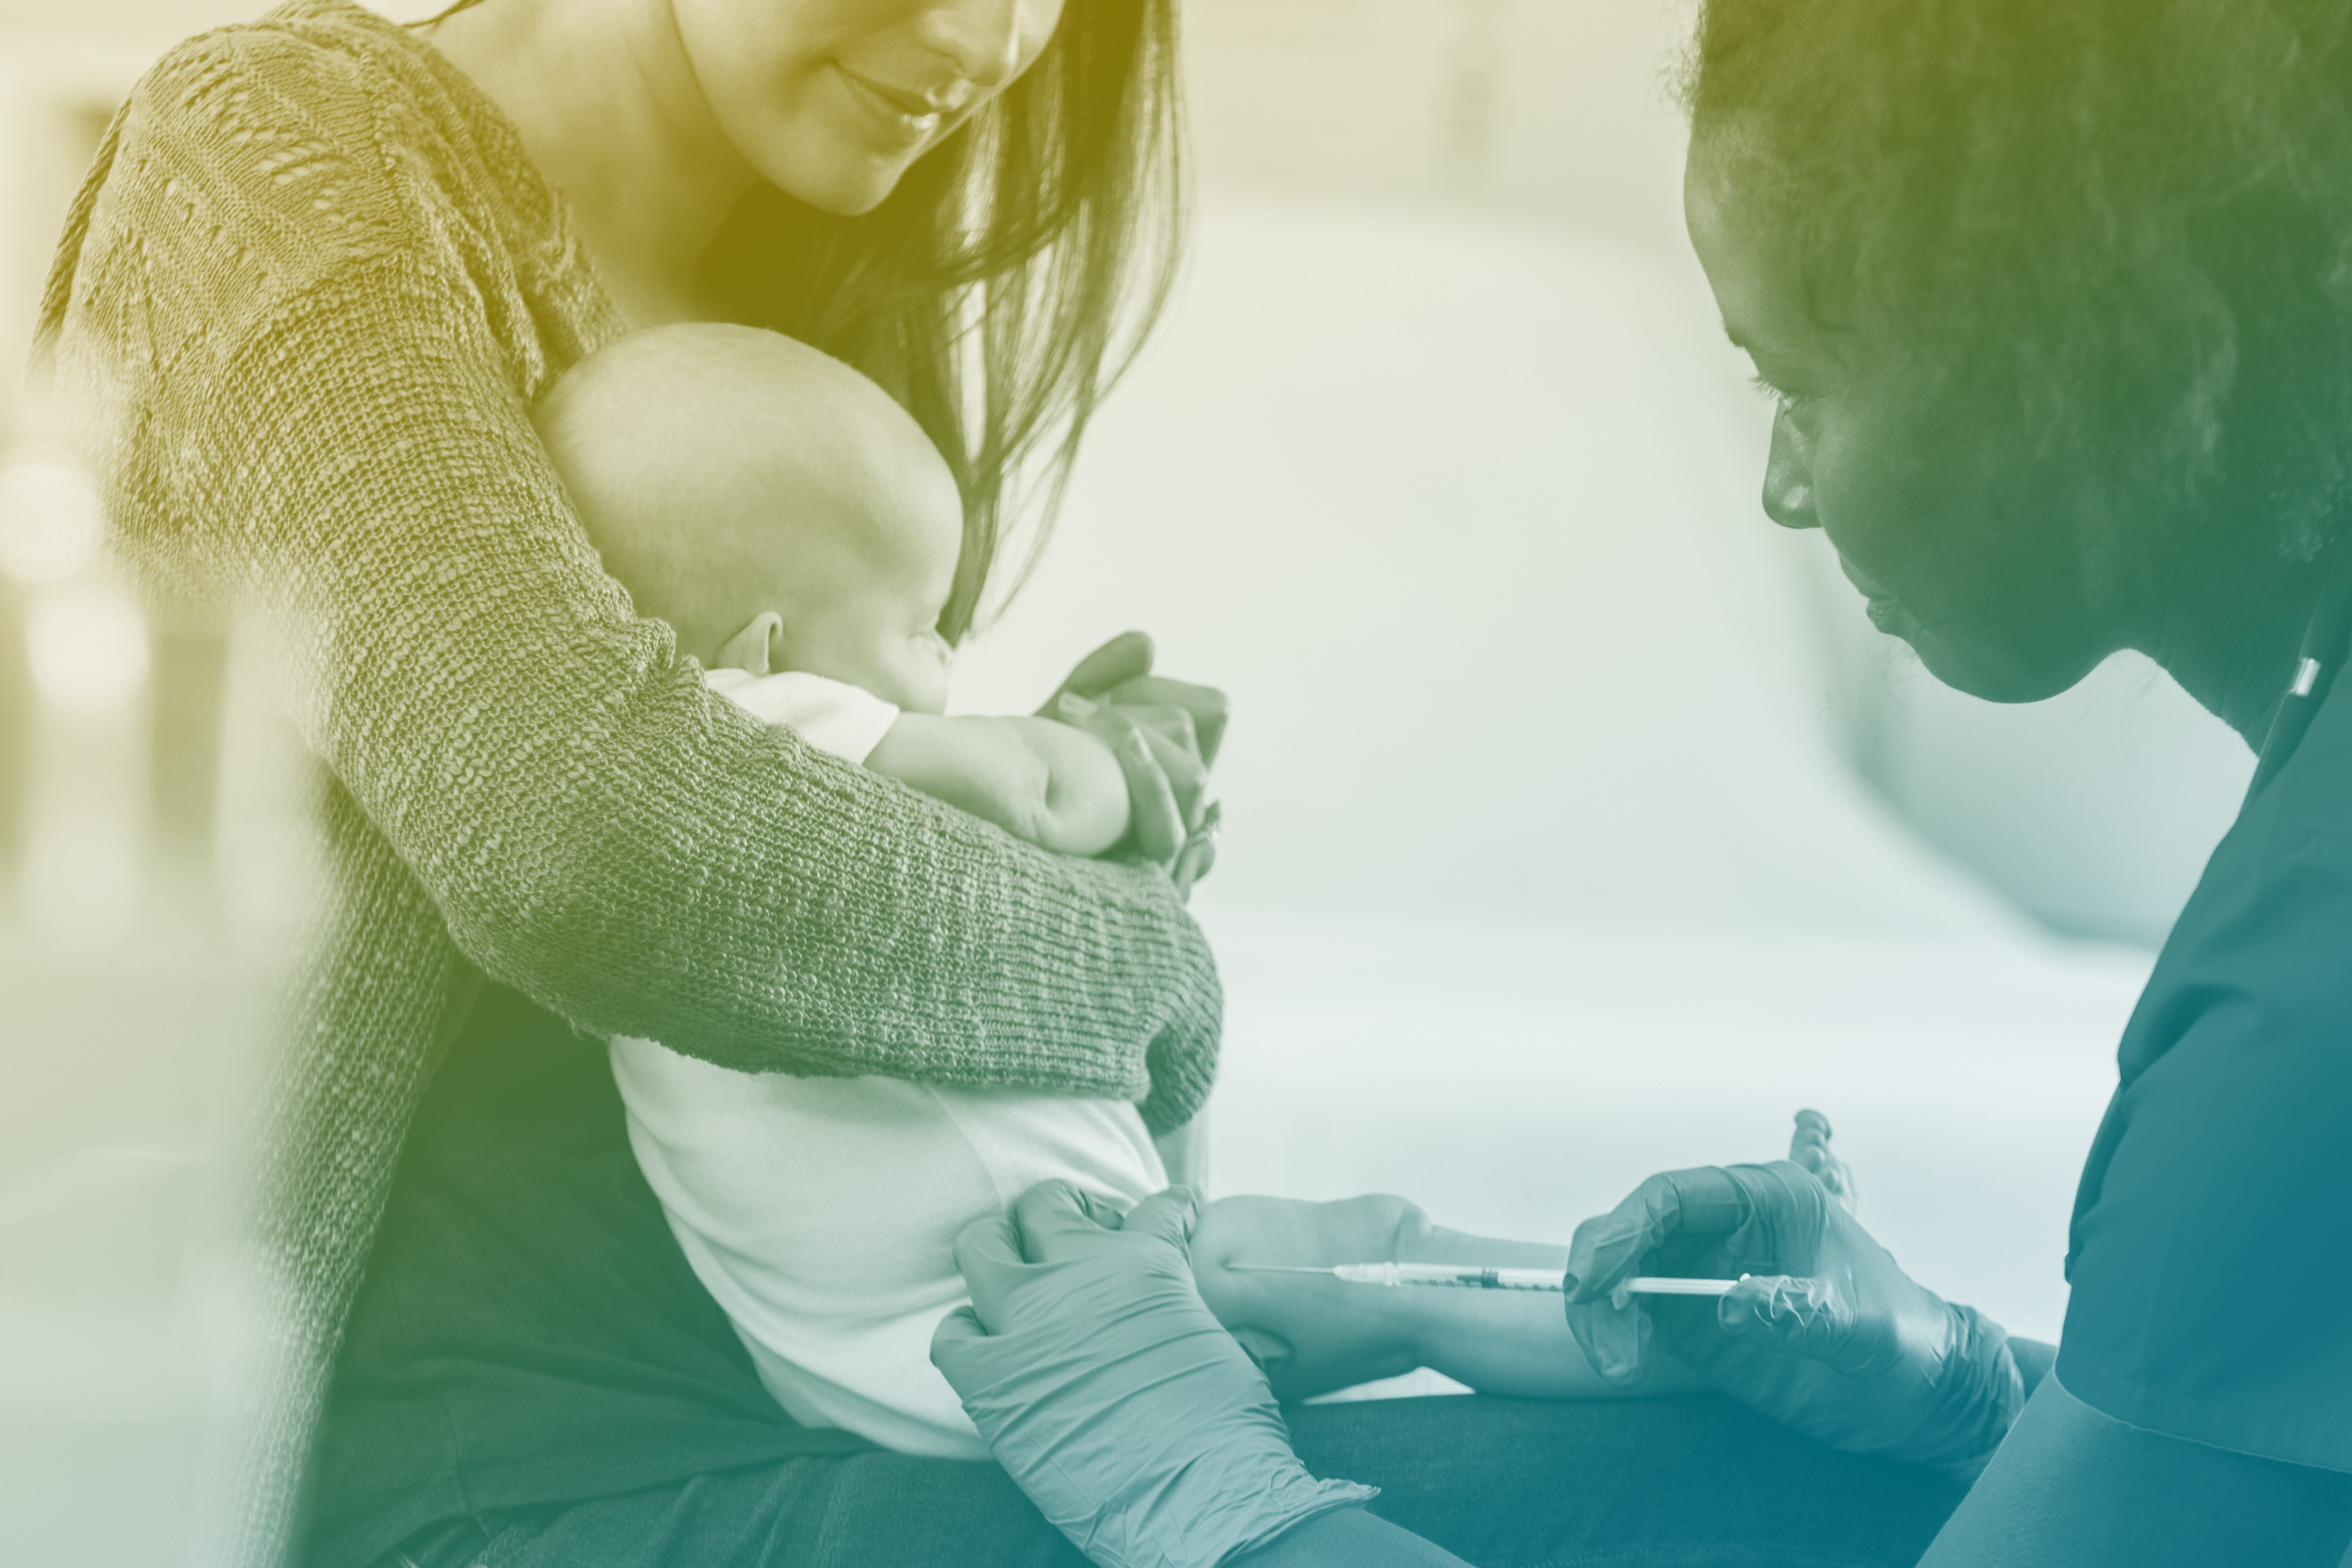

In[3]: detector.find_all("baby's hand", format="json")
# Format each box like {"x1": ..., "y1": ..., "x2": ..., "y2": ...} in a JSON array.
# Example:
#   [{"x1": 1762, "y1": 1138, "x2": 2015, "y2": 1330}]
[
  {"x1": 864, "y1": 714, "x2": 1130, "y2": 857},
  {"x1": 1189, "y1": 1194, "x2": 1434, "y2": 1400}
]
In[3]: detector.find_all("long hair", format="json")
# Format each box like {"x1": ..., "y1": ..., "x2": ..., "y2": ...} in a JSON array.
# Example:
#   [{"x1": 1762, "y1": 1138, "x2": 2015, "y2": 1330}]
[
  {"x1": 427, "y1": 1, "x2": 1187, "y2": 641},
  {"x1": 1683, "y1": 0, "x2": 2352, "y2": 564}
]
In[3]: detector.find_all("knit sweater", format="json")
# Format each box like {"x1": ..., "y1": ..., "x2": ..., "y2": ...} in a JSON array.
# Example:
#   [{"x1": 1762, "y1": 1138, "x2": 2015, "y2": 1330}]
[{"x1": 31, "y1": 3, "x2": 1221, "y2": 1561}]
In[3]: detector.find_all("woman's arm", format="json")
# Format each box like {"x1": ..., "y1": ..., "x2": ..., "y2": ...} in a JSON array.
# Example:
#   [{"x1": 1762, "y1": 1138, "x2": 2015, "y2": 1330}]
[{"x1": 42, "y1": 38, "x2": 1217, "y2": 1128}]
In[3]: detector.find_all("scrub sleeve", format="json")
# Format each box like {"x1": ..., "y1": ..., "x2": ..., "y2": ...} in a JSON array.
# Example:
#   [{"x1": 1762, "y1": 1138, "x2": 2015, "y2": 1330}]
[{"x1": 2060, "y1": 556, "x2": 2352, "y2": 1471}]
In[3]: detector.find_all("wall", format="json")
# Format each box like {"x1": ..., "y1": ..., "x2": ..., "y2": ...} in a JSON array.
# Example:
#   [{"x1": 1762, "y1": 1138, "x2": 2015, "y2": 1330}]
[{"x1": 0, "y1": 0, "x2": 2255, "y2": 945}]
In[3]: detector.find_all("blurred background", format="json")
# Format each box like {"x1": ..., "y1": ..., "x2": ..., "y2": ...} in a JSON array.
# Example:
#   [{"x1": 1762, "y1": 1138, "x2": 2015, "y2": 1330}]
[{"x1": 0, "y1": 0, "x2": 2258, "y2": 1560}]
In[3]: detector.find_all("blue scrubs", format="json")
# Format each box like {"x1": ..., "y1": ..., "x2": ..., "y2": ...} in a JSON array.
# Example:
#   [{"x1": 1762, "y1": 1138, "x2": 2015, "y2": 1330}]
[{"x1": 2060, "y1": 566, "x2": 2352, "y2": 1471}]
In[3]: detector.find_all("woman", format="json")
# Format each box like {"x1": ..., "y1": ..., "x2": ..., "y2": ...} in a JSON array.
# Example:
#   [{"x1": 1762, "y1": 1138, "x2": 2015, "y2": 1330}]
[
  {"x1": 36, "y1": 1, "x2": 1226, "y2": 1563},
  {"x1": 36, "y1": 3, "x2": 1954, "y2": 1566},
  {"x1": 937, "y1": 1, "x2": 2352, "y2": 1564}
]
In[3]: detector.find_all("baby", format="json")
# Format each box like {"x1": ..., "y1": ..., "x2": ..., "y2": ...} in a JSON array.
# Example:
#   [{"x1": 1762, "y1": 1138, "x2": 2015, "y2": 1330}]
[{"x1": 538, "y1": 325, "x2": 1847, "y2": 1455}]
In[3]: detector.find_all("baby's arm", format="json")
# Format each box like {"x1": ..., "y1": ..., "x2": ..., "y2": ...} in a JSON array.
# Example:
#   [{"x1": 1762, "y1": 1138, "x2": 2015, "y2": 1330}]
[
  {"x1": 864, "y1": 714, "x2": 1130, "y2": 857},
  {"x1": 1190, "y1": 1194, "x2": 1701, "y2": 1403}
]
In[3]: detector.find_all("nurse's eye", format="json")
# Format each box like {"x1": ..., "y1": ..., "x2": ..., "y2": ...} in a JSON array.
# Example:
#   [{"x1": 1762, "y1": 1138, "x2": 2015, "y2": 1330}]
[{"x1": 1748, "y1": 372, "x2": 1817, "y2": 416}]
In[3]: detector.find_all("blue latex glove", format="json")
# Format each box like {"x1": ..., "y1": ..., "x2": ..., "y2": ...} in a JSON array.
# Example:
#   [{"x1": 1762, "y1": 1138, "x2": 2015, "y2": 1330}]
[
  {"x1": 931, "y1": 1181, "x2": 1377, "y2": 1568},
  {"x1": 1564, "y1": 1160, "x2": 2024, "y2": 1476}
]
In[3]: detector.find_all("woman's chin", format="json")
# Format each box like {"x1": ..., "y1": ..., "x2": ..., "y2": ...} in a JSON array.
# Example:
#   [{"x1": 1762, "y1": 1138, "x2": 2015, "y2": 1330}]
[{"x1": 762, "y1": 139, "x2": 922, "y2": 218}]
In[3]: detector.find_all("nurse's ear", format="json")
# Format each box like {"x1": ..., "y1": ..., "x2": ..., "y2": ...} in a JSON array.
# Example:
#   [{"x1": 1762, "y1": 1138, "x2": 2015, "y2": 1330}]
[{"x1": 715, "y1": 611, "x2": 785, "y2": 676}]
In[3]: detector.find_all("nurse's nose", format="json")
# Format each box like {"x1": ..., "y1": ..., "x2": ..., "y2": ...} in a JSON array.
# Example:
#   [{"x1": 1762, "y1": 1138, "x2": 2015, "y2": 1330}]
[{"x1": 1761, "y1": 407, "x2": 1819, "y2": 531}]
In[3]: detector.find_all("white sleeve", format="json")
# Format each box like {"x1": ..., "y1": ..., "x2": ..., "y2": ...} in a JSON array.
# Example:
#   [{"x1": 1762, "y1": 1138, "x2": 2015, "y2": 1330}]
[{"x1": 702, "y1": 668, "x2": 901, "y2": 766}]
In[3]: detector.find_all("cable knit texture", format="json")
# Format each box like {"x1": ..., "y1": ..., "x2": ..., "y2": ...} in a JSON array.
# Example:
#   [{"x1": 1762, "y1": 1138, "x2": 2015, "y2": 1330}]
[{"x1": 32, "y1": 3, "x2": 1221, "y2": 1562}]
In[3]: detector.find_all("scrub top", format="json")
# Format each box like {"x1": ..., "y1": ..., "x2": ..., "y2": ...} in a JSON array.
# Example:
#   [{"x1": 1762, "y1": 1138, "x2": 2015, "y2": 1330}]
[{"x1": 2060, "y1": 562, "x2": 2352, "y2": 1471}]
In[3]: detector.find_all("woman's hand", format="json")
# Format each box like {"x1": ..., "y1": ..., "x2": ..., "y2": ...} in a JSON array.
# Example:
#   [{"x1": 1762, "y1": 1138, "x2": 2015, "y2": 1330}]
[
  {"x1": 931, "y1": 1181, "x2": 1374, "y2": 1568},
  {"x1": 1563, "y1": 1160, "x2": 2024, "y2": 1476},
  {"x1": 1043, "y1": 632, "x2": 1226, "y2": 885}
]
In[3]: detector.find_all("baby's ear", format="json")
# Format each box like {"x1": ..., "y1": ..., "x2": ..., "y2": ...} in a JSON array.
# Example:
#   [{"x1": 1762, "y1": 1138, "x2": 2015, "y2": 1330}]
[{"x1": 715, "y1": 611, "x2": 785, "y2": 677}]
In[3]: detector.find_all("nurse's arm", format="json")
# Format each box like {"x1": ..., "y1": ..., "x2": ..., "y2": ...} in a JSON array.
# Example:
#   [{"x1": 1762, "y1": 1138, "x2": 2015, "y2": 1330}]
[{"x1": 1920, "y1": 1374, "x2": 2352, "y2": 1568}]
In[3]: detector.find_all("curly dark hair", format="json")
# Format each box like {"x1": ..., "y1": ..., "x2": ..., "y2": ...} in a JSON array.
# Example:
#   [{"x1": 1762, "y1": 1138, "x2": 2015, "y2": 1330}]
[{"x1": 1684, "y1": 0, "x2": 2352, "y2": 565}]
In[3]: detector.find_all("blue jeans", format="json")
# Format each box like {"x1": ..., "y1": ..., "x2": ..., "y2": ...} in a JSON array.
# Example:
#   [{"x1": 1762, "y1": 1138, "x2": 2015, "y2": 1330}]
[{"x1": 388, "y1": 1394, "x2": 1965, "y2": 1568}]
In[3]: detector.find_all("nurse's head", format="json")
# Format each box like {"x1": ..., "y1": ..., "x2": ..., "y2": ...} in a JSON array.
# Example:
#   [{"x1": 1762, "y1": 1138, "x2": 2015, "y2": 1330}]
[{"x1": 1682, "y1": 0, "x2": 2352, "y2": 705}]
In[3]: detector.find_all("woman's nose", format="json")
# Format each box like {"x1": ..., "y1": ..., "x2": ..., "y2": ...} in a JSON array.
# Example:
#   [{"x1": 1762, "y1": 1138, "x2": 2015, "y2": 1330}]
[
  {"x1": 918, "y1": 0, "x2": 1041, "y2": 92},
  {"x1": 1761, "y1": 407, "x2": 1820, "y2": 531}
]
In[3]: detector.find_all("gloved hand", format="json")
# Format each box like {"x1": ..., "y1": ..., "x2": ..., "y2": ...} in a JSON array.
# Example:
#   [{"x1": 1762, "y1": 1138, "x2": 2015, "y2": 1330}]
[
  {"x1": 932, "y1": 1181, "x2": 1376, "y2": 1568},
  {"x1": 1563, "y1": 1160, "x2": 2023, "y2": 1476}
]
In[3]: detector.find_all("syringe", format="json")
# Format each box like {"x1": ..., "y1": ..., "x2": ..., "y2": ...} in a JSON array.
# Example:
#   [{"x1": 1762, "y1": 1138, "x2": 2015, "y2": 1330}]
[{"x1": 1228, "y1": 1262, "x2": 1743, "y2": 1295}]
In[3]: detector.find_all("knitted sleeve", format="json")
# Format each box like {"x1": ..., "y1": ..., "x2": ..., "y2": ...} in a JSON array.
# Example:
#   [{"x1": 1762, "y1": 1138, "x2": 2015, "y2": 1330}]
[{"x1": 42, "y1": 30, "x2": 1219, "y2": 1132}]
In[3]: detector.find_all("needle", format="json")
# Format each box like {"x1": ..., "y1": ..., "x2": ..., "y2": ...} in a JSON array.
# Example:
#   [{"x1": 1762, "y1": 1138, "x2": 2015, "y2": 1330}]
[{"x1": 1226, "y1": 1263, "x2": 1744, "y2": 1296}]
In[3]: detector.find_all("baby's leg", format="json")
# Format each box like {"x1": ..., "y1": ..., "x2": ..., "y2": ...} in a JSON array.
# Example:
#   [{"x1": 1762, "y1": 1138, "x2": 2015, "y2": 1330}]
[{"x1": 1191, "y1": 1194, "x2": 1691, "y2": 1403}]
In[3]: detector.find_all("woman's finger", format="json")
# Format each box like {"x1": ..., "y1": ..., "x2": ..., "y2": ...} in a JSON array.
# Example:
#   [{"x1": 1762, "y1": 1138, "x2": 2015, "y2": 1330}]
[
  {"x1": 1079, "y1": 712, "x2": 1184, "y2": 865},
  {"x1": 1100, "y1": 675, "x2": 1229, "y2": 766},
  {"x1": 1171, "y1": 825, "x2": 1218, "y2": 899},
  {"x1": 1131, "y1": 717, "x2": 1210, "y2": 831},
  {"x1": 1111, "y1": 700, "x2": 1200, "y2": 758},
  {"x1": 1051, "y1": 631, "x2": 1156, "y2": 704},
  {"x1": 1055, "y1": 695, "x2": 1187, "y2": 862},
  {"x1": 1109, "y1": 704, "x2": 1209, "y2": 826}
]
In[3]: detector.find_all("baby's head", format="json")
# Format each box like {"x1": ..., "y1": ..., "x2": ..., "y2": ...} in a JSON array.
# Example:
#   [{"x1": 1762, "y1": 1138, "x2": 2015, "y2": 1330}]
[{"x1": 535, "y1": 323, "x2": 960, "y2": 713}]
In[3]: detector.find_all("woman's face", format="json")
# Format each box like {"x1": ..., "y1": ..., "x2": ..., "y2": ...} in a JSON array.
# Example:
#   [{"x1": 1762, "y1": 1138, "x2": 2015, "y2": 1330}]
[
  {"x1": 1683, "y1": 132, "x2": 2119, "y2": 703},
  {"x1": 671, "y1": 0, "x2": 1067, "y2": 216}
]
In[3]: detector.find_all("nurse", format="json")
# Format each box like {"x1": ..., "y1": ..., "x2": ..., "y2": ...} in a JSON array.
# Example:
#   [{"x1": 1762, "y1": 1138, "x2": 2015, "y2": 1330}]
[{"x1": 924, "y1": 1, "x2": 2352, "y2": 1564}]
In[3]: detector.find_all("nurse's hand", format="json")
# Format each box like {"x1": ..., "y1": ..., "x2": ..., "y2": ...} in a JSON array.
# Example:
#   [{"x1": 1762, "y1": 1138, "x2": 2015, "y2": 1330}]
[
  {"x1": 932, "y1": 1181, "x2": 1375, "y2": 1568},
  {"x1": 1043, "y1": 632, "x2": 1226, "y2": 875},
  {"x1": 1564, "y1": 1161, "x2": 2024, "y2": 1476}
]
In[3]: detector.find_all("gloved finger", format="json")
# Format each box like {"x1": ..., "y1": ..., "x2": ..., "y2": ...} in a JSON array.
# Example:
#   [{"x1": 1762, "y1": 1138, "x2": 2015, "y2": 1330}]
[
  {"x1": 928, "y1": 1304, "x2": 1005, "y2": 1395},
  {"x1": 931, "y1": 1303, "x2": 987, "y2": 1359},
  {"x1": 1716, "y1": 1274, "x2": 1857, "y2": 1362},
  {"x1": 950, "y1": 1212, "x2": 1036, "y2": 1329},
  {"x1": 1228, "y1": 1325, "x2": 1294, "y2": 1378},
  {"x1": 1051, "y1": 631, "x2": 1155, "y2": 702},
  {"x1": 1789, "y1": 1110, "x2": 1832, "y2": 1164},
  {"x1": 1119, "y1": 1184, "x2": 1201, "y2": 1253},
  {"x1": 1069, "y1": 1186, "x2": 1132, "y2": 1230},
  {"x1": 1718, "y1": 1160, "x2": 1839, "y2": 1273},
  {"x1": 1011, "y1": 1178, "x2": 1120, "y2": 1261},
  {"x1": 1099, "y1": 675, "x2": 1230, "y2": 766},
  {"x1": 1564, "y1": 1166, "x2": 1756, "y2": 1303},
  {"x1": 1563, "y1": 1293, "x2": 1651, "y2": 1387},
  {"x1": 1788, "y1": 1114, "x2": 1859, "y2": 1214}
]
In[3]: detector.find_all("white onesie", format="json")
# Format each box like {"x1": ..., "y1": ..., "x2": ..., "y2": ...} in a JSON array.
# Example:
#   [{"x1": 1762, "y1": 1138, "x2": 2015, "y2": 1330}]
[{"x1": 608, "y1": 669, "x2": 1168, "y2": 1459}]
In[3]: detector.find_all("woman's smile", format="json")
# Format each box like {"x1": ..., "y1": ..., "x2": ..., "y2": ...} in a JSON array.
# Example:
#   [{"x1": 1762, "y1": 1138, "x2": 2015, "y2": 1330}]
[{"x1": 832, "y1": 61, "x2": 948, "y2": 146}]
